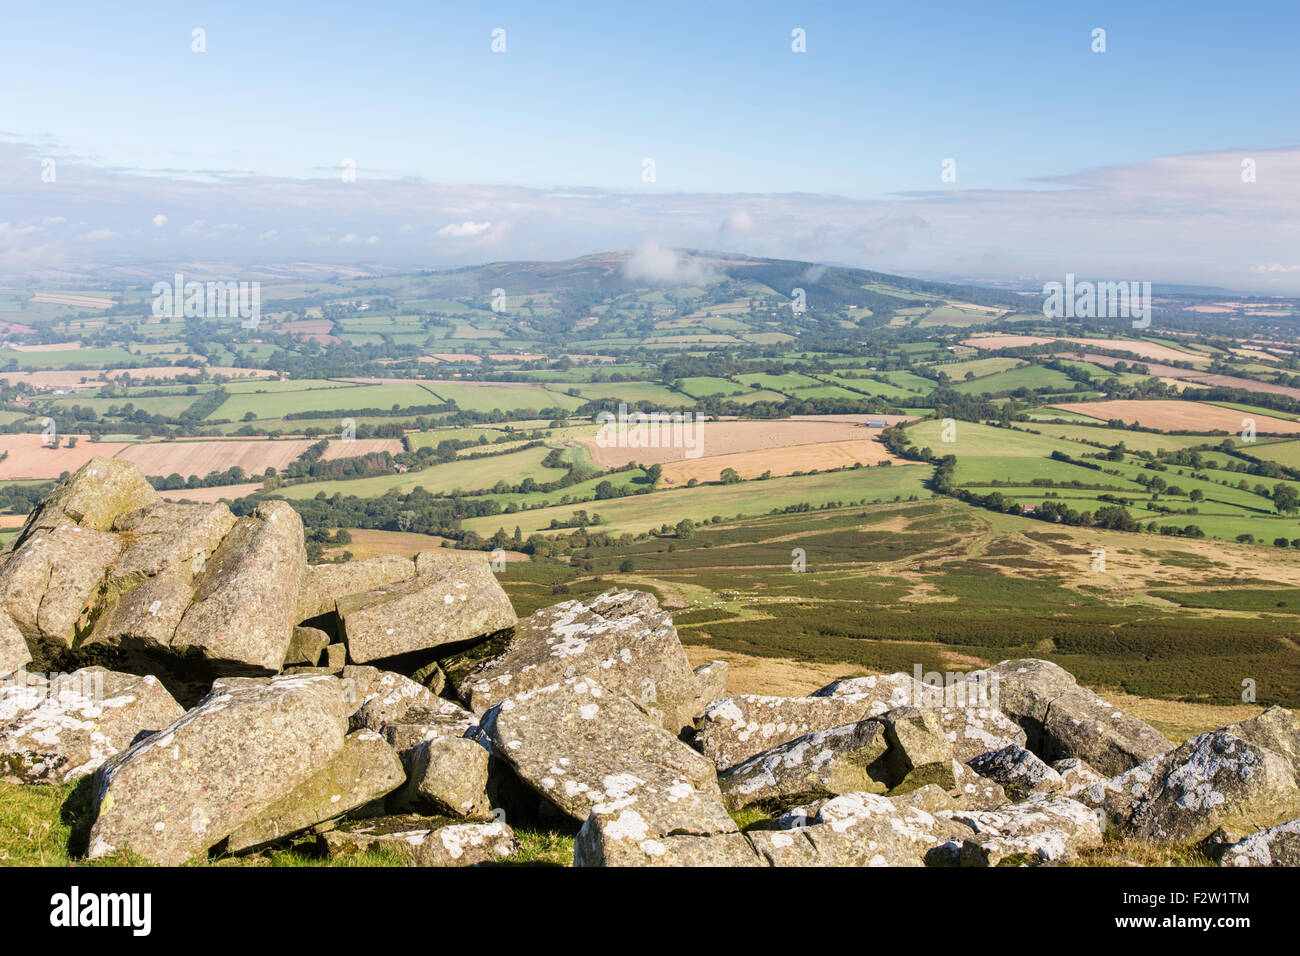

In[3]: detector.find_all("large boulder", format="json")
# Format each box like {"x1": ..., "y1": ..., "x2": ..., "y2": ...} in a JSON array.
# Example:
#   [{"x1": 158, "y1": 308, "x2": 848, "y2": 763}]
[
  {"x1": 320, "y1": 815, "x2": 517, "y2": 866},
  {"x1": 223, "y1": 729, "x2": 404, "y2": 853},
  {"x1": 974, "y1": 659, "x2": 1173, "y2": 776},
  {"x1": 339, "y1": 551, "x2": 514, "y2": 664},
  {"x1": 0, "y1": 519, "x2": 122, "y2": 651},
  {"x1": 1220, "y1": 818, "x2": 1300, "y2": 867},
  {"x1": 87, "y1": 673, "x2": 349, "y2": 865},
  {"x1": 968, "y1": 744, "x2": 1064, "y2": 801},
  {"x1": 1223, "y1": 706, "x2": 1300, "y2": 783},
  {"x1": 695, "y1": 694, "x2": 902, "y2": 773},
  {"x1": 938, "y1": 793, "x2": 1104, "y2": 866},
  {"x1": 10, "y1": 457, "x2": 156, "y2": 542},
  {"x1": 750, "y1": 792, "x2": 973, "y2": 867},
  {"x1": 0, "y1": 609, "x2": 29, "y2": 679},
  {"x1": 718, "y1": 720, "x2": 890, "y2": 810},
  {"x1": 575, "y1": 822, "x2": 762, "y2": 867},
  {"x1": 455, "y1": 590, "x2": 696, "y2": 733},
  {"x1": 87, "y1": 501, "x2": 237, "y2": 656},
  {"x1": 1090, "y1": 729, "x2": 1300, "y2": 846},
  {"x1": 880, "y1": 708, "x2": 961, "y2": 793},
  {"x1": 0, "y1": 667, "x2": 184, "y2": 784},
  {"x1": 810, "y1": 672, "x2": 925, "y2": 705},
  {"x1": 169, "y1": 501, "x2": 307, "y2": 672},
  {"x1": 485, "y1": 676, "x2": 735, "y2": 839},
  {"x1": 398, "y1": 736, "x2": 492, "y2": 818},
  {"x1": 297, "y1": 554, "x2": 416, "y2": 622}
]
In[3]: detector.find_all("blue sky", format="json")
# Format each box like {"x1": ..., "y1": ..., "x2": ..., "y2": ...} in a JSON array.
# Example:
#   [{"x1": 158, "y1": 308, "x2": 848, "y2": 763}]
[{"x1": 2, "y1": 1, "x2": 1299, "y2": 289}]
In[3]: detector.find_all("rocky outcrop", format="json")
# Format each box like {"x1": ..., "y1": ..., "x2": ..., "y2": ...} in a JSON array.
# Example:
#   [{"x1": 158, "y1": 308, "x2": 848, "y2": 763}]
[
  {"x1": 1088, "y1": 729, "x2": 1300, "y2": 846},
  {"x1": 696, "y1": 694, "x2": 902, "y2": 773},
  {"x1": 339, "y1": 551, "x2": 514, "y2": 664},
  {"x1": 485, "y1": 676, "x2": 736, "y2": 840},
  {"x1": 1220, "y1": 817, "x2": 1300, "y2": 867},
  {"x1": 87, "y1": 674, "x2": 349, "y2": 865},
  {"x1": 975, "y1": 659, "x2": 1173, "y2": 776},
  {"x1": 0, "y1": 609, "x2": 29, "y2": 679},
  {"x1": 939, "y1": 793, "x2": 1104, "y2": 866},
  {"x1": 0, "y1": 519, "x2": 122, "y2": 652},
  {"x1": 718, "y1": 719, "x2": 890, "y2": 810},
  {"x1": 169, "y1": 501, "x2": 307, "y2": 672},
  {"x1": 320, "y1": 815, "x2": 517, "y2": 866},
  {"x1": 455, "y1": 590, "x2": 699, "y2": 733},
  {"x1": 968, "y1": 744, "x2": 1064, "y2": 800},
  {"x1": 12, "y1": 457, "x2": 157, "y2": 542},
  {"x1": 223, "y1": 729, "x2": 404, "y2": 853},
  {"x1": 297, "y1": 554, "x2": 416, "y2": 622},
  {"x1": 0, "y1": 667, "x2": 184, "y2": 783},
  {"x1": 398, "y1": 735, "x2": 491, "y2": 818},
  {"x1": 575, "y1": 823, "x2": 761, "y2": 867}
]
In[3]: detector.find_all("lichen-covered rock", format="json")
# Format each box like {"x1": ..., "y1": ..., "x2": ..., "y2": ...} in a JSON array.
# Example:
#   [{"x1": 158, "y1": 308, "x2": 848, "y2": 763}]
[
  {"x1": 320, "y1": 815, "x2": 517, "y2": 866},
  {"x1": 297, "y1": 554, "x2": 416, "y2": 621},
  {"x1": 0, "y1": 608, "x2": 29, "y2": 679},
  {"x1": 939, "y1": 793, "x2": 1104, "y2": 866},
  {"x1": 457, "y1": 589, "x2": 696, "y2": 733},
  {"x1": 398, "y1": 735, "x2": 491, "y2": 818},
  {"x1": 339, "y1": 551, "x2": 514, "y2": 663},
  {"x1": 349, "y1": 669, "x2": 462, "y2": 731},
  {"x1": 0, "y1": 667, "x2": 184, "y2": 784},
  {"x1": 1053, "y1": 757, "x2": 1105, "y2": 797},
  {"x1": 284, "y1": 626, "x2": 331, "y2": 667},
  {"x1": 575, "y1": 819, "x2": 762, "y2": 867},
  {"x1": 810, "y1": 671, "x2": 925, "y2": 706},
  {"x1": 1223, "y1": 706, "x2": 1300, "y2": 784},
  {"x1": 751, "y1": 792, "x2": 973, "y2": 867},
  {"x1": 223, "y1": 729, "x2": 404, "y2": 853},
  {"x1": 87, "y1": 673, "x2": 348, "y2": 865},
  {"x1": 695, "y1": 693, "x2": 901, "y2": 773},
  {"x1": 11, "y1": 457, "x2": 156, "y2": 542},
  {"x1": 107, "y1": 501, "x2": 237, "y2": 590},
  {"x1": 975, "y1": 659, "x2": 1172, "y2": 776},
  {"x1": 951, "y1": 761, "x2": 1011, "y2": 810},
  {"x1": 969, "y1": 745, "x2": 1064, "y2": 800},
  {"x1": 169, "y1": 501, "x2": 306, "y2": 672},
  {"x1": 930, "y1": 706, "x2": 1027, "y2": 763},
  {"x1": 0, "y1": 519, "x2": 123, "y2": 650},
  {"x1": 880, "y1": 708, "x2": 960, "y2": 793},
  {"x1": 485, "y1": 676, "x2": 735, "y2": 838},
  {"x1": 1091, "y1": 730, "x2": 1300, "y2": 846},
  {"x1": 1220, "y1": 817, "x2": 1300, "y2": 867},
  {"x1": 718, "y1": 719, "x2": 890, "y2": 810},
  {"x1": 688, "y1": 660, "x2": 728, "y2": 719},
  {"x1": 381, "y1": 709, "x2": 479, "y2": 757}
]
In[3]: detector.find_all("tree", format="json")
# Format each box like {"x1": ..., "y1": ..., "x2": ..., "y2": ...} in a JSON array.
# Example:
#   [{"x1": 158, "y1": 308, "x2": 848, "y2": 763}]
[
  {"x1": 675, "y1": 518, "x2": 695, "y2": 539},
  {"x1": 619, "y1": 558, "x2": 635, "y2": 573},
  {"x1": 1273, "y1": 482, "x2": 1299, "y2": 515},
  {"x1": 719, "y1": 467, "x2": 741, "y2": 485}
]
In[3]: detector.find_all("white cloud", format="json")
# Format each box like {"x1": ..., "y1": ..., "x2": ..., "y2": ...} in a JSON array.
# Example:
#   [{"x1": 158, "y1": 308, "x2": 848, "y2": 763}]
[
  {"x1": 438, "y1": 220, "x2": 493, "y2": 238},
  {"x1": 76, "y1": 228, "x2": 118, "y2": 241},
  {"x1": 151, "y1": 213, "x2": 167, "y2": 228},
  {"x1": 622, "y1": 239, "x2": 719, "y2": 285}
]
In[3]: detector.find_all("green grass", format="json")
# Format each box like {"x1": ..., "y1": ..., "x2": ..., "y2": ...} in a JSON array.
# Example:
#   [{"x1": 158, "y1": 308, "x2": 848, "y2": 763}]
[
  {"x1": 209, "y1": 383, "x2": 445, "y2": 420},
  {"x1": 463, "y1": 465, "x2": 931, "y2": 537},
  {"x1": 277, "y1": 445, "x2": 564, "y2": 498}
]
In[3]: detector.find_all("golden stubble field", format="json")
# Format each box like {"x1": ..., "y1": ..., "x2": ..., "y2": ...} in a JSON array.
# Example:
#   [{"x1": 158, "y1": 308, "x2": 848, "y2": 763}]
[
  {"x1": 0, "y1": 435, "x2": 402, "y2": 480},
  {"x1": 1049, "y1": 399, "x2": 1300, "y2": 433},
  {"x1": 579, "y1": 415, "x2": 915, "y2": 469}
]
